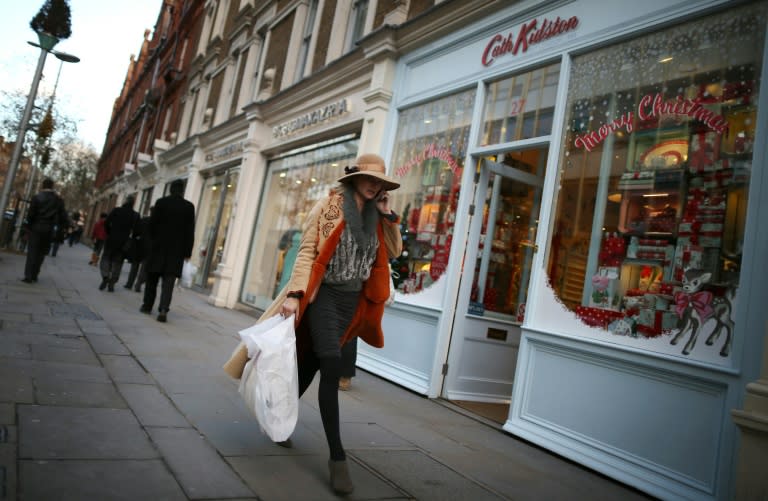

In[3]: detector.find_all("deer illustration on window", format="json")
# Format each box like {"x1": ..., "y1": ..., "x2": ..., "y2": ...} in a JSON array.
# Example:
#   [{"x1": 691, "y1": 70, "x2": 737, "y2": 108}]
[{"x1": 670, "y1": 269, "x2": 735, "y2": 357}]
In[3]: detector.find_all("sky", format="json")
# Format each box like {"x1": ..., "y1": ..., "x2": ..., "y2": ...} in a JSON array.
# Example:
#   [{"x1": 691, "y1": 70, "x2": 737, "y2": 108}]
[{"x1": 0, "y1": 0, "x2": 164, "y2": 151}]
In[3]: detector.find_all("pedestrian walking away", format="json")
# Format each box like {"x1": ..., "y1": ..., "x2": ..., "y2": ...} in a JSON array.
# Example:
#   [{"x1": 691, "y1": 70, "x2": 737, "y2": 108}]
[
  {"x1": 224, "y1": 153, "x2": 402, "y2": 496},
  {"x1": 125, "y1": 207, "x2": 152, "y2": 292},
  {"x1": 100, "y1": 196, "x2": 139, "y2": 292},
  {"x1": 21, "y1": 177, "x2": 68, "y2": 283},
  {"x1": 67, "y1": 210, "x2": 84, "y2": 246},
  {"x1": 141, "y1": 180, "x2": 195, "y2": 322},
  {"x1": 89, "y1": 212, "x2": 107, "y2": 265}
]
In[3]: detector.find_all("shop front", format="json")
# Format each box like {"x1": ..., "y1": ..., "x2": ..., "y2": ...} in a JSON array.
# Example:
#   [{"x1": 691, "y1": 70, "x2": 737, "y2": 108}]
[
  {"x1": 240, "y1": 134, "x2": 361, "y2": 309},
  {"x1": 367, "y1": 1, "x2": 767, "y2": 499},
  {"x1": 192, "y1": 160, "x2": 241, "y2": 291},
  {"x1": 227, "y1": 89, "x2": 373, "y2": 311}
]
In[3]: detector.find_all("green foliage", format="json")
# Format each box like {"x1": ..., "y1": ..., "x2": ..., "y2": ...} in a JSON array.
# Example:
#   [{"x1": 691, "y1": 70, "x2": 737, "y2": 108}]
[{"x1": 30, "y1": 0, "x2": 72, "y2": 40}]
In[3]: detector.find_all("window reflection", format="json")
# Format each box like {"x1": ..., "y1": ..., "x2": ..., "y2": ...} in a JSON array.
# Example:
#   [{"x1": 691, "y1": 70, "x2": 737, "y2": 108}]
[{"x1": 481, "y1": 62, "x2": 560, "y2": 145}]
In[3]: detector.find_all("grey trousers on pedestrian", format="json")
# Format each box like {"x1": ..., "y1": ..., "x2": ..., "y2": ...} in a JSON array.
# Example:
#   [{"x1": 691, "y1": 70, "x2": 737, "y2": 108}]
[{"x1": 99, "y1": 251, "x2": 125, "y2": 284}]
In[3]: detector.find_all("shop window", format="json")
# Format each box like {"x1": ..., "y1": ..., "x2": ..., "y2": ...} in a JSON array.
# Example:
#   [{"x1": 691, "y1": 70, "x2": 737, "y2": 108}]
[
  {"x1": 546, "y1": 4, "x2": 764, "y2": 361},
  {"x1": 481, "y1": 62, "x2": 560, "y2": 145},
  {"x1": 241, "y1": 137, "x2": 359, "y2": 310},
  {"x1": 389, "y1": 89, "x2": 475, "y2": 294}
]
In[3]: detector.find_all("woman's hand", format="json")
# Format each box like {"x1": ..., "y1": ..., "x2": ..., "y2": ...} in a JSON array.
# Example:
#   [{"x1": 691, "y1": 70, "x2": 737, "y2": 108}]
[
  {"x1": 376, "y1": 190, "x2": 391, "y2": 215},
  {"x1": 280, "y1": 297, "x2": 300, "y2": 318}
]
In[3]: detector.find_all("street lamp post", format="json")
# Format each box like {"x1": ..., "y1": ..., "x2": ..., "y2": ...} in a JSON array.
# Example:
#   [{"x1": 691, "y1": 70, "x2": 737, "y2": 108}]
[
  {"x1": 12, "y1": 53, "x2": 78, "y2": 249},
  {"x1": 0, "y1": 33, "x2": 79, "y2": 247}
]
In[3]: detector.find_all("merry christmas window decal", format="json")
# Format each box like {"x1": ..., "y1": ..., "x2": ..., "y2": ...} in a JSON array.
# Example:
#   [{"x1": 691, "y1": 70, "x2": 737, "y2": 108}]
[
  {"x1": 388, "y1": 89, "x2": 475, "y2": 294},
  {"x1": 545, "y1": 3, "x2": 764, "y2": 361}
]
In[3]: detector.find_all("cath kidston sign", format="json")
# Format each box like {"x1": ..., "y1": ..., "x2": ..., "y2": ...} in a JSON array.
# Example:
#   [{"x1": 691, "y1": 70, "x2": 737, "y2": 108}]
[{"x1": 482, "y1": 15, "x2": 579, "y2": 66}]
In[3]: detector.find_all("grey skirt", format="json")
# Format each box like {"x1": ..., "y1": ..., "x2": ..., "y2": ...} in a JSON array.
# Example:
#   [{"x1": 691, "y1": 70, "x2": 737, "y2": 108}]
[{"x1": 305, "y1": 284, "x2": 361, "y2": 358}]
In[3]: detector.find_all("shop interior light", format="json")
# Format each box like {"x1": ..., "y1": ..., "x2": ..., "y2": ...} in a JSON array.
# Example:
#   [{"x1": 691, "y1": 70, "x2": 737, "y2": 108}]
[
  {"x1": 659, "y1": 56, "x2": 674, "y2": 63},
  {"x1": 607, "y1": 192, "x2": 622, "y2": 203},
  {"x1": 642, "y1": 192, "x2": 669, "y2": 198}
]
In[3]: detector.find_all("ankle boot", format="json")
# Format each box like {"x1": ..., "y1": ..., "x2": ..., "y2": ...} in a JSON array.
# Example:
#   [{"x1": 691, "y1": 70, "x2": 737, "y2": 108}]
[{"x1": 328, "y1": 459, "x2": 354, "y2": 495}]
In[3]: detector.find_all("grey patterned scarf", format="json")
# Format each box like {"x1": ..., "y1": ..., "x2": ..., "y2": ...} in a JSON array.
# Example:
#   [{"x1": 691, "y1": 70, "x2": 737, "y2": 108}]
[{"x1": 323, "y1": 184, "x2": 379, "y2": 286}]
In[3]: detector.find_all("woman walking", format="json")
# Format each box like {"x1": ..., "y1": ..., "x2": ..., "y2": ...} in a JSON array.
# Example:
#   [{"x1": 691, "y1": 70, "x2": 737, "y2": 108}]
[{"x1": 225, "y1": 153, "x2": 402, "y2": 495}]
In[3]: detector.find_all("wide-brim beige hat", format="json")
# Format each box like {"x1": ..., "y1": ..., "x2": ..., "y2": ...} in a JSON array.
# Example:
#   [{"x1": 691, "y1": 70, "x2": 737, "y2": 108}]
[{"x1": 337, "y1": 153, "x2": 400, "y2": 191}]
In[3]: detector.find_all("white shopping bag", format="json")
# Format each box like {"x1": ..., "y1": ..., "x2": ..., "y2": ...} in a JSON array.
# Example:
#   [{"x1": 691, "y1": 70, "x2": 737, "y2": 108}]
[
  {"x1": 180, "y1": 261, "x2": 197, "y2": 288},
  {"x1": 237, "y1": 314, "x2": 299, "y2": 442}
]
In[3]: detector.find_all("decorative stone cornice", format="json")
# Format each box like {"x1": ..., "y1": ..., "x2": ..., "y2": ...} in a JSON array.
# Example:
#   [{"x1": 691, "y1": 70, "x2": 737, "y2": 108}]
[
  {"x1": 359, "y1": 25, "x2": 399, "y2": 62},
  {"x1": 362, "y1": 88, "x2": 393, "y2": 105}
]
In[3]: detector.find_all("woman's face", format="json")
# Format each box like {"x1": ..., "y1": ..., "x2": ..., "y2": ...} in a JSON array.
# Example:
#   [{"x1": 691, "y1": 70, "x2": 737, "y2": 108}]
[{"x1": 353, "y1": 175, "x2": 384, "y2": 201}]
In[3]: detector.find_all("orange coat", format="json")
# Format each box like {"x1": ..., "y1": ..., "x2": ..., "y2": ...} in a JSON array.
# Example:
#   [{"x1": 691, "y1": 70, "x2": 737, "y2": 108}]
[{"x1": 223, "y1": 190, "x2": 402, "y2": 379}]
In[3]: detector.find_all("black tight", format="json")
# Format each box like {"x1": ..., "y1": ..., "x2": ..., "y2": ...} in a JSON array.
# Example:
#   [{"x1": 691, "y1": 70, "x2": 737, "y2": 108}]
[{"x1": 299, "y1": 353, "x2": 345, "y2": 461}]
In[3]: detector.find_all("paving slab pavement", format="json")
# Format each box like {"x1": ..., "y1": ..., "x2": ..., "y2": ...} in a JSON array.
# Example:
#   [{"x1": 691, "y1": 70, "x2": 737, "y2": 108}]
[{"x1": 0, "y1": 245, "x2": 657, "y2": 500}]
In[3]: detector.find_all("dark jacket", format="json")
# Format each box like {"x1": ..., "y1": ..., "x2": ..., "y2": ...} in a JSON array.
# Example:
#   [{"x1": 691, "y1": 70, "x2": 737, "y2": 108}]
[
  {"x1": 27, "y1": 189, "x2": 67, "y2": 232},
  {"x1": 131, "y1": 215, "x2": 152, "y2": 263},
  {"x1": 146, "y1": 194, "x2": 195, "y2": 277},
  {"x1": 104, "y1": 204, "x2": 139, "y2": 257}
]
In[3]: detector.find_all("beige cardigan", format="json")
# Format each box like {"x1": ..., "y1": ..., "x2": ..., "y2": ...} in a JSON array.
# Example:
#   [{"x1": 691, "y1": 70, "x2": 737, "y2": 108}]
[{"x1": 223, "y1": 190, "x2": 402, "y2": 379}]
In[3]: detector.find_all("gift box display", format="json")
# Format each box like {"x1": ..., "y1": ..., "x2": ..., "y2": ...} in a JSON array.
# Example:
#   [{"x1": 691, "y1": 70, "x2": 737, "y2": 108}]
[
  {"x1": 575, "y1": 306, "x2": 625, "y2": 328},
  {"x1": 636, "y1": 308, "x2": 678, "y2": 337},
  {"x1": 599, "y1": 233, "x2": 626, "y2": 267},
  {"x1": 689, "y1": 131, "x2": 721, "y2": 173}
]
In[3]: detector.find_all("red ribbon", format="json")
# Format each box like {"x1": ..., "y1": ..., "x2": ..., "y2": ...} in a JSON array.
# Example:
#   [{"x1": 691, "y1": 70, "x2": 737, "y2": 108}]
[{"x1": 674, "y1": 291, "x2": 714, "y2": 322}]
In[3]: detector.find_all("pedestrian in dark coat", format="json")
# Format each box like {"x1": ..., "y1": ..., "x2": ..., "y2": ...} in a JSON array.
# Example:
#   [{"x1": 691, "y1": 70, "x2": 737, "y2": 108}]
[
  {"x1": 124, "y1": 208, "x2": 152, "y2": 292},
  {"x1": 22, "y1": 177, "x2": 67, "y2": 283},
  {"x1": 141, "y1": 180, "x2": 195, "y2": 322},
  {"x1": 100, "y1": 196, "x2": 139, "y2": 292}
]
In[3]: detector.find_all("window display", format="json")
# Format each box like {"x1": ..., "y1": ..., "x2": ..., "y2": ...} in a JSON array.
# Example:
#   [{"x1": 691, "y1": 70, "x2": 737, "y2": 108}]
[
  {"x1": 241, "y1": 137, "x2": 359, "y2": 310},
  {"x1": 388, "y1": 89, "x2": 475, "y2": 294},
  {"x1": 546, "y1": 4, "x2": 764, "y2": 360}
]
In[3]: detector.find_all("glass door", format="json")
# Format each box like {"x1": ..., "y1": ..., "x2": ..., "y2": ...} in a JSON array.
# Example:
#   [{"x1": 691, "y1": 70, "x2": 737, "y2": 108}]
[
  {"x1": 443, "y1": 149, "x2": 546, "y2": 419},
  {"x1": 193, "y1": 168, "x2": 239, "y2": 289}
]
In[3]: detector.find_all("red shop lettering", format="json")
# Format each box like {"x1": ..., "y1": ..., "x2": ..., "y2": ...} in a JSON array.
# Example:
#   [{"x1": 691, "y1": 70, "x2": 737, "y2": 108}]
[
  {"x1": 395, "y1": 143, "x2": 461, "y2": 178},
  {"x1": 574, "y1": 93, "x2": 729, "y2": 152},
  {"x1": 482, "y1": 16, "x2": 579, "y2": 66},
  {"x1": 573, "y1": 112, "x2": 635, "y2": 152},
  {"x1": 638, "y1": 93, "x2": 728, "y2": 134}
]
